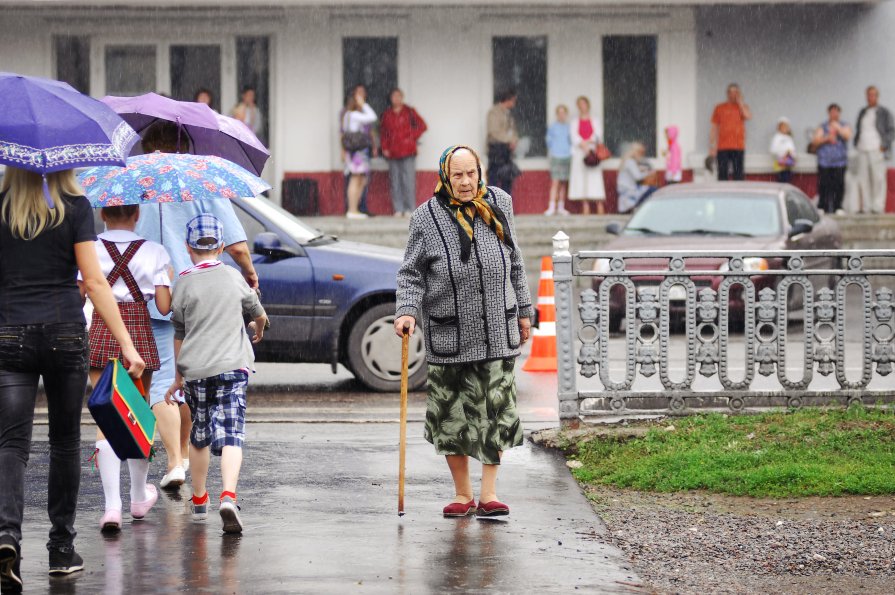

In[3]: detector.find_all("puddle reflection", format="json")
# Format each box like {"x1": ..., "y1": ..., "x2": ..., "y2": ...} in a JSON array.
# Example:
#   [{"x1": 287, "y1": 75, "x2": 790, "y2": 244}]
[{"x1": 426, "y1": 518, "x2": 502, "y2": 592}]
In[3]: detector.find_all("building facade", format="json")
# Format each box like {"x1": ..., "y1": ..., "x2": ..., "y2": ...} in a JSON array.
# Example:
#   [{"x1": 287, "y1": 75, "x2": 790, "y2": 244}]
[{"x1": 1, "y1": 0, "x2": 892, "y2": 213}]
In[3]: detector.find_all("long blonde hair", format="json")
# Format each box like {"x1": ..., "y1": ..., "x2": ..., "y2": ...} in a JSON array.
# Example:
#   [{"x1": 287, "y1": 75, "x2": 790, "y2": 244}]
[{"x1": 1, "y1": 167, "x2": 82, "y2": 240}]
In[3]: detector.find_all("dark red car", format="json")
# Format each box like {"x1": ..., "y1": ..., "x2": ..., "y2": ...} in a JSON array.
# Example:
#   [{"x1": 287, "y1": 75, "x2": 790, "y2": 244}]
[{"x1": 595, "y1": 182, "x2": 843, "y2": 331}]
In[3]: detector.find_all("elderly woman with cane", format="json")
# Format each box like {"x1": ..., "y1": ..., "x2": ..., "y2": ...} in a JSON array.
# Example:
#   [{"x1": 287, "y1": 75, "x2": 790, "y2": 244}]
[{"x1": 395, "y1": 145, "x2": 532, "y2": 518}]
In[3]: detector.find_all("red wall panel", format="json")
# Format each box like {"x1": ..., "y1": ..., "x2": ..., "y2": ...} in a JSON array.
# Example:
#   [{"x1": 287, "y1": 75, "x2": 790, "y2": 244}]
[{"x1": 284, "y1": 169, "x2": 893, "y2": 216}]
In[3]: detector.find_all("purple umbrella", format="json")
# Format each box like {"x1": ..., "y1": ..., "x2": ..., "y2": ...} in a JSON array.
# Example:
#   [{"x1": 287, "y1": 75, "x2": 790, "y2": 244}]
[
  {"x1": 0, "y1": 72, "x2": 137, "y2": 193},
  {"x1": 102, "y1": 93, "x2": 270, "y2": 175}
]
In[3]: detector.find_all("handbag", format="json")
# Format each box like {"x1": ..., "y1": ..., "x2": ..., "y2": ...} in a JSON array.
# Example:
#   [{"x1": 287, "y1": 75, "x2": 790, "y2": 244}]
[
  {"x1": 88, "y1": 359, "x2": 155, "y2": 460},
  {"x1": 777, "y1": 154, "x2": 796, "y2": 168},
  {"x1": 584, "y1": 143, "x2": 612, "y2": 167},
  {"x1": 341, "y1": 131, "x2": 371, "y2": 153}
]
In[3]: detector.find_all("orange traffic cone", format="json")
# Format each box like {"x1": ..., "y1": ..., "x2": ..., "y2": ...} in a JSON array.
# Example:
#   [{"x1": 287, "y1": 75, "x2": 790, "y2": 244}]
[{"x1": 522, "y1": 256, "x2": 557, "y2": 372}]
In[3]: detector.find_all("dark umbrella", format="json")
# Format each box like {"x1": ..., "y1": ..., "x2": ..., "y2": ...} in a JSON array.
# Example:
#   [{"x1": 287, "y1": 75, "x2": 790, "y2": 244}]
[
  {"x1": 0, "y1": 72, "x2": 137, "y2": 204},
  {"x1": 101, "y1": 93, "x2": 270, "y2": 175}
]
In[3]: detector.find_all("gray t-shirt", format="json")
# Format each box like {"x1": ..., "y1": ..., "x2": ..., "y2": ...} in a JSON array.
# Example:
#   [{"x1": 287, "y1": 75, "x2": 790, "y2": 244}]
[{"x1": 171, "y1": 262, "x2": 266, "y2": 382}]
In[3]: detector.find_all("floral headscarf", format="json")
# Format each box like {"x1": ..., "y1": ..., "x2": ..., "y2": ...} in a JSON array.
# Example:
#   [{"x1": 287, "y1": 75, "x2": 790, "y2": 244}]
[{"x1": 434, "y1": 145, "x2": 514, "y2": 262}]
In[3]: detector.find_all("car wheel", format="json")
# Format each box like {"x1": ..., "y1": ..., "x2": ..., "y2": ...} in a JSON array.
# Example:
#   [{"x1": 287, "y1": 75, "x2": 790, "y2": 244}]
[{"x1": 347, "y1": 302, "x2": 427, "y2": 392}]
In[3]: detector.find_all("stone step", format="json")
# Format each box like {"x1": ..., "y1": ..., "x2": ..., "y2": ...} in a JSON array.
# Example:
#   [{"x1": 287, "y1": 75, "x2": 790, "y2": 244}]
[{"x1": 306, "y1": 214, "x2": 895, "y2": 287}]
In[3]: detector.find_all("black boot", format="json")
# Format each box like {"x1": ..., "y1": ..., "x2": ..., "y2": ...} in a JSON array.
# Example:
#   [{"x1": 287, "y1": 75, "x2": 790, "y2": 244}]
[
  {"x1": 0, "y1": 534, "x2": 22, "y2": 594},
  {"x1": 48, "y1": 544, "x2": 84, "y2": 576}
]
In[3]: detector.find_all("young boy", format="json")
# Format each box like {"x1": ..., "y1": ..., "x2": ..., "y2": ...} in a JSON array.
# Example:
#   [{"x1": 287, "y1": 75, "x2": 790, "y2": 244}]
[
  {"x1": 165, "y1": 214, "x2": 268, "y2": 534},
  {"x1": 544, "y1": 104, "x2": 572, "y2": 216}
]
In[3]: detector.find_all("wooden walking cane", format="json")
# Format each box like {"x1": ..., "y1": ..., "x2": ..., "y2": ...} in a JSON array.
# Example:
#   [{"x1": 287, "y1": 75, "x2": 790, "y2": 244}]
[{"x1": 398, "y1": 327, "x2": 410, "y2": 516}]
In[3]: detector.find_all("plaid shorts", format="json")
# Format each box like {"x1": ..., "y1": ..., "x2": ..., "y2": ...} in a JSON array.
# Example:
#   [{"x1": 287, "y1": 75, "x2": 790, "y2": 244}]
[{"x1": 184, "y1": 370, "x2": 248, "y2": 456}]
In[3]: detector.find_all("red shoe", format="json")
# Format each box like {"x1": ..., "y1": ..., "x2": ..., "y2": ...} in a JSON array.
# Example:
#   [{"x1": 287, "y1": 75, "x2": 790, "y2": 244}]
[
  {"x1": 442, "y1": 500, "x2": 477, "y2": 517},
  {"x1": 476, "y1": 500, "x2": 510, "y2": 517}
]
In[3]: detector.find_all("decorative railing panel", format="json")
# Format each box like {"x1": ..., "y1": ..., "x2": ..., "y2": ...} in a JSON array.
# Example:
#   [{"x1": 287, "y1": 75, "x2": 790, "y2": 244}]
[{"x1": 551, "y1": 232, "x2": 895, "y2": 420}]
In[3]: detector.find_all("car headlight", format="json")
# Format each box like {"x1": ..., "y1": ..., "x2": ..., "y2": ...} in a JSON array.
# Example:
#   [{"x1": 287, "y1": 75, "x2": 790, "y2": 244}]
[
  {"x1": 718, "y1": 257, "x2": 769, "y2": 272},
  {"x1": 593, "y1": 258, "x2": 611, "y2": 273}
]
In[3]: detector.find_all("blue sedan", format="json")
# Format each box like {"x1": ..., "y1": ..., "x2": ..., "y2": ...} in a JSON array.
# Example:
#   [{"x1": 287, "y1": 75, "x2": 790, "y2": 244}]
[{"x1": 224, "y1": 197, "x2": 427, "y2": 392}]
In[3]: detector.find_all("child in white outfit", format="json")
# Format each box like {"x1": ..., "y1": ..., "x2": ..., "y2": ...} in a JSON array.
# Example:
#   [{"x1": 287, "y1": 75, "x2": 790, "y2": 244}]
[{"x1": 79, "y1": 205, "x2": 172, "y2": 533}]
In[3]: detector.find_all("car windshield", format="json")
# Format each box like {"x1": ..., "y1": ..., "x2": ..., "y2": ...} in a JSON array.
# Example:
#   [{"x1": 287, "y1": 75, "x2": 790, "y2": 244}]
[
  {"x1": 247, "y1": 197, "x2": 323, "y2": 244},
  {"x1": 625, "y1": 194, "x2": 781, "y2": 237}
]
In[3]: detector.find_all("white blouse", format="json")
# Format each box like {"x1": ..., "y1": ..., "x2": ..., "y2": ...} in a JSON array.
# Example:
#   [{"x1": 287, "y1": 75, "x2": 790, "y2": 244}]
[
  {"x1": 342, "y1": 103, "x2": 377, "y2": 133},
  {"x1": 81, "y1": 229, "x2": 172, "y2": 302}
]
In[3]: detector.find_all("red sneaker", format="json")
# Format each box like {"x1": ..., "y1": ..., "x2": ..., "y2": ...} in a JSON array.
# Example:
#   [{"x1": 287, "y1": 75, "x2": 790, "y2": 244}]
[
  {"x1": 476, "y1": 500, "x2": 510, "y2": 517},
  {"x1": 442, "y1": 500, "x2": 477, "y2": 517}
]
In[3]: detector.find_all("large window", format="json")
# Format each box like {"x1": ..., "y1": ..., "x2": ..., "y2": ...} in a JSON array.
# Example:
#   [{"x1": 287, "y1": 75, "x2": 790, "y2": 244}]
[
  {"x1": 342, "y1": 37, "x2": 398, "y2": 118},
  {"x1": 54, "y1": 36, "x2": 90, "y2": 94},
  {"x1": 236, "y1": 37, "x2": 271, "y2": 145},
  {"x1": 492, "y1": 36, "x2": 547, "y2": 158},
  {"x1": 171, "y1": 45, "x2": 221, "y2": 111},
  {"x1": 105, "y1": 45, "x2": 156, "y2": 96},
  {"x1": 602, "y1": 36, "x2": 657, "y2": 157}
]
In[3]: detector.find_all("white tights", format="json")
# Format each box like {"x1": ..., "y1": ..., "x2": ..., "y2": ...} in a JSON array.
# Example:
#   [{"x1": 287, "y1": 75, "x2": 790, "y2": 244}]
[{"x1": 96, "y1": 440, "x2": 150, "y2": 511}]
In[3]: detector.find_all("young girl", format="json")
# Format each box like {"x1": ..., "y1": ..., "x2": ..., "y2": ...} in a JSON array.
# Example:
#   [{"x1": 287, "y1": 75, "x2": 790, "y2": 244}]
[
  {"x1": 80, "y1": 205, "x2": 172, "y2": 533},
  {"x1": 544, "y1": 105, "x2": 572, "y2": 215},
  {"x1": 770, "y1": 117, "x2": 797, "y2": 183},
  {"x1": 664, "y1": 125, "x2": 682, "y2": 184}
]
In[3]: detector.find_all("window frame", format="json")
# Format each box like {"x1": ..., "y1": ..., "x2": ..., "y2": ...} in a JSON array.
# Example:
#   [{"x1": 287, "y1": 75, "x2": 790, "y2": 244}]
[
  {"x1": 87, "y1": 35, "x2": 237, "y2": 110},
  {"x1": 491, "y1": 35, "x2": 549, "y2": 159},
  {"x1": 331, "y1": 15, "x2": 410, "y2": 171}
]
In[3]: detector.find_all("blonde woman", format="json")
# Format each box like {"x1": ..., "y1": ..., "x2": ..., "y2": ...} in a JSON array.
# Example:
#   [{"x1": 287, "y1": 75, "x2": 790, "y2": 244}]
[
  {"x1": 568, "y1": 96, "x2": 607, "y2": 215},
  {"x1": 0, "y1": 168, "x2": 144, "y2": 589},
  {"x1": 616, "y1": 142, "x2": 659, "y2": 214}
]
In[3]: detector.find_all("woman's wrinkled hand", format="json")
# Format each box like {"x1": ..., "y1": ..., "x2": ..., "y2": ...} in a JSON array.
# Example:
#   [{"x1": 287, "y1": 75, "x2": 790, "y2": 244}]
[
  {"x1": 394, "y1": 315, "x2": 416, "y2": 337},
  {"x1": 519, "y1": 317, "x2": 532, "y2": 344}
]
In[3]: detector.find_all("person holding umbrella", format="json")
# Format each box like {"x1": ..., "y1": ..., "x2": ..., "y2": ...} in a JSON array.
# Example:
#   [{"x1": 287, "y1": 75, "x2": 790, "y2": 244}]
[
  {"x1": 0, "y1": 74, "x2": 145, "y2": 591},
  {"x1": 394, "y1": 145, "x2": 531, "y2": 518},
  {"x1": 138, "y1": 124, "x2": 259, "y2": 490},
  {"x1": 97, "y1": 93, "x2": 267, "y2": 491},
  {"x1": 78, "y1": 122, "x2": 266, "y2": 492}
]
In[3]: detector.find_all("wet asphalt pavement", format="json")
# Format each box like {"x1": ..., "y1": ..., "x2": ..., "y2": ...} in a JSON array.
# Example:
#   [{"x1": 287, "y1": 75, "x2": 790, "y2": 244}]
[{"x1": 18, "y1": 362, "x2": 643, "y2": 594}]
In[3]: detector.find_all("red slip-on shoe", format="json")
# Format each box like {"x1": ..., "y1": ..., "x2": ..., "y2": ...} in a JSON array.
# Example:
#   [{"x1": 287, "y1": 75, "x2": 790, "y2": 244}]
[
  {"x1": 476, "y1": 500, "x2": 510, "y2": 517},
  {"x1": 442, "y1": 500, "x2": 477, "y2": 517}
]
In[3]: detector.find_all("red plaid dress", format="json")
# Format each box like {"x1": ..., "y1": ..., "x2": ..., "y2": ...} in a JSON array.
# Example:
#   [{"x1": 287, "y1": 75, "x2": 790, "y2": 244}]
[{"x1": 88, "y1": 239, "x2": 161, "y2": 370}]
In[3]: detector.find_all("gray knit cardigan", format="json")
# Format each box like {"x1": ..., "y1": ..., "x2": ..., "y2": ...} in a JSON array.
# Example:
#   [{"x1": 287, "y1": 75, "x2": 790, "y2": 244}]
[{"x1": 396, "y1": 186, "x2": 532, "y2": 365}]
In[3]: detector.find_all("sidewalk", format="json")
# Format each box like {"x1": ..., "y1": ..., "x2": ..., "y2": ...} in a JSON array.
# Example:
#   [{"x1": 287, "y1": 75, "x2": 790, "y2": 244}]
[{"x1": 19, "y1": 423, "x2": 642, "y2": 594}]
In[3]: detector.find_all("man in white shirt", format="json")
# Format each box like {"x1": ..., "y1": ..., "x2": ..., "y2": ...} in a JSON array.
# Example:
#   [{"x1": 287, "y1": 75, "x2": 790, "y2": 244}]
[{"x1": 854, "y1": 86, "x2": 895, "y2": 213}]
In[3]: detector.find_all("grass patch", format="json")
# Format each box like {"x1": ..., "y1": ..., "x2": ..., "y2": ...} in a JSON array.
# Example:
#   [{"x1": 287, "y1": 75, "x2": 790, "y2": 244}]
[{"x1": 571, "y1": 407, "x2": 895, "y2": 498}]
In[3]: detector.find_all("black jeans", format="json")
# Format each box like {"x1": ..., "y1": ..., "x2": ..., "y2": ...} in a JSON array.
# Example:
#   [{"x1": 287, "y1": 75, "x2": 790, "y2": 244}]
[
  {"x1": 0, "y1": 323, "x2": 88, "y2": 549},
  {"x1": 818, "y1": 166, "x2": 846, "y2": 213},
  {"x1": 717, "y1": 150, "x2": 745, "y2": 181}
]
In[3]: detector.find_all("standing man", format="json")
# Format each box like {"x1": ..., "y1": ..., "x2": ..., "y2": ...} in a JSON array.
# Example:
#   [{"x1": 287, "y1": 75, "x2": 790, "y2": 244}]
[
  {"x1": 231, "y1": 85, "x2": 264, "y2": 141},
  {"x1": 709, "y1": 83, "x2": 752, "y2": 181},
  {"x1": 486, "y1": 89, "x2": 520, "y2": 194},
  {"x1": 854, "y1": 86, "x2": 895, "y2": 214},
  {"x1": 380, "y1": 88, "x2": 428, "y2": 217}
]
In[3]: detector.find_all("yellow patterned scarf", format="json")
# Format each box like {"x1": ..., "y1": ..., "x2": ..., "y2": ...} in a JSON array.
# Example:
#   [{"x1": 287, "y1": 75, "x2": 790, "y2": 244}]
[{"x1": 435, "y1": 145, "x2": 513, "y2": 261}]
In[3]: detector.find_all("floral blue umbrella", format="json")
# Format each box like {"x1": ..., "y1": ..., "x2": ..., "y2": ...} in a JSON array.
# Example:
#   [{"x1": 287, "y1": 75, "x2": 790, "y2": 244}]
[
  {"x1": 77, "y1": 152, "x2": 270, "y2": 207},
  {"x1": 0, "y1": 72, "x2": 137, "y2": 204}
]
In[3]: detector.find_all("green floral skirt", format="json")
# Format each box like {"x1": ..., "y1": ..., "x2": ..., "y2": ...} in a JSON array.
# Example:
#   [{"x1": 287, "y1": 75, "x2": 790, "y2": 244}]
[{"x1": 424, "y1": 358, "x2": 523, "y2": 465}]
